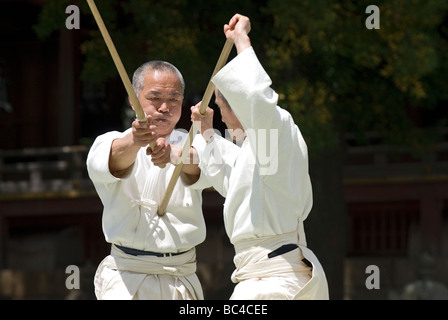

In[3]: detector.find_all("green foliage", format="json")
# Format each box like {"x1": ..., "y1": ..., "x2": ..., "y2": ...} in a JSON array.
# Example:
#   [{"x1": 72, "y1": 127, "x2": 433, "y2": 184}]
[
  {"x1": 34, "y1": 0, "x2": 448, "y2": 152},
  {"x1": 264, "y1": 0, "x2": 448, "y2": 152},
  {"x1": 33, "y1": 0, "x2": 69, "y2": 39}
]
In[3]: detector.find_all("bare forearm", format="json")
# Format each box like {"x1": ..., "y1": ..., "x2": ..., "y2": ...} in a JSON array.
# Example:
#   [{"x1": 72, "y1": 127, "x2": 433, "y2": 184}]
[
  {"x1": 235, "y1": 34, "x2": 251, "y2": 55},
  {"x1": 176, "y1": 146, "x2": 201, "y2": 185},
  {"x1": 109, "y1": 133, "x2": 140, "y2": 178},
  {"x1": 180, "y1": 171, "x2": 200, "y2": 185}
]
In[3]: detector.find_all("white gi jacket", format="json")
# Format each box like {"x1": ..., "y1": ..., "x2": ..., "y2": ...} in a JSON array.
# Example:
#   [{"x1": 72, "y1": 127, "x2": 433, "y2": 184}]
[
  {"x1": 87, "y1": 129, "x2": 207, "y2": 253},
  {"x1": 195, "y1": 46, "x2": 329, "y2": 299}
]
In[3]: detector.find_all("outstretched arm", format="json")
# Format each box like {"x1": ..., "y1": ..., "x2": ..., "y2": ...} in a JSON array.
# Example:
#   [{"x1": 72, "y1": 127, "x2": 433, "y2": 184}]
[{"x1": 109, "y1": 115, "x2": 158, "y2": 178}]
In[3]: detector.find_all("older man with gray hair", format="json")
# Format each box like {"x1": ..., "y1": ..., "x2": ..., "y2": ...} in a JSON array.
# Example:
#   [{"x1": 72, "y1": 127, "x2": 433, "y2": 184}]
[{"x1": 87, "y1": 60, "x2": 208, "y2": 300}]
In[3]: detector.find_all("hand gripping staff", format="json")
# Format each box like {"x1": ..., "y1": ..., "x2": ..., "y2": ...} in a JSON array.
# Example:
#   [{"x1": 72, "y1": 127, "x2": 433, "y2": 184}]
[
  {"x1": 86, "y1": 0, "x2": 234, "y2": 215},
  {"x1": 85, "y1": 0, "x2": 161, "y2": 164},
  {"x1": 157, "y1": 38, "x2": 234, "y2": 216}
]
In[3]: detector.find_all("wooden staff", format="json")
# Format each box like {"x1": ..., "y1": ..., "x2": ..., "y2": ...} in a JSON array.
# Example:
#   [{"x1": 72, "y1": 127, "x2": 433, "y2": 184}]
[
  {"x1": 87, "y1": 0, "x2": 233, "y2": 215},
  {"x1": 157, "y1": 39, "x2": 234, "y2": 216},
  {"x1": 86, "y1": 0, "x2": 158, "y2": 154}
]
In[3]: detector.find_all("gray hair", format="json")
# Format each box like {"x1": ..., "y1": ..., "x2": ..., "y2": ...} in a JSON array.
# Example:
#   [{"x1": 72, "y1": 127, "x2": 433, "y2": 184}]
[{"x1": 132, "y1": 60, "x2": 185, "y2": 97}]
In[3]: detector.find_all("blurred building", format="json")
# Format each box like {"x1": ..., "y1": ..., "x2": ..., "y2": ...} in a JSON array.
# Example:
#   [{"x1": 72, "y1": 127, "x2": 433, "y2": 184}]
[
  {"x1": 343, "y1": 140, "x2": 448, "y2": 299},
  {"x1": 0, "y1": 0, "x2": 447, "y2": 299}
]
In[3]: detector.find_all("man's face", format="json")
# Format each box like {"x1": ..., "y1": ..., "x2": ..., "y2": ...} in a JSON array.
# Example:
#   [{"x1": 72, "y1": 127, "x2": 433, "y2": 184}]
[{"x1": 137, "y1": 70, "x2": 183, "y2": 138}]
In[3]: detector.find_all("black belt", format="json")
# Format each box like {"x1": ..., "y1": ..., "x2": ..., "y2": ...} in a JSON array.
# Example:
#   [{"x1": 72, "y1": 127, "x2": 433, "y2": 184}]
[
  {"x1": 115, "y1": 245, "x2": 188, "y2": 257},
  {"x1": 267, "y1": 244, "x2": 298, "y2": 259},
  {"x1": 267, "y1": 243, "x2": 313, "y2": 268}
]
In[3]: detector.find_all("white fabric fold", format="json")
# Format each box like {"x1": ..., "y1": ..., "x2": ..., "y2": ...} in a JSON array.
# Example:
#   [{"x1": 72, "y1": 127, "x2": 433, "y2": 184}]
[
  {"x1": 231, "y1": 231, "x2": 305, "y2": 283},
  {"x1": 230, "y1": 231, "x2": 329, "y2": 300},
  {"x1": 94, "y1": 245, "x2": 203, "y2": 300}
]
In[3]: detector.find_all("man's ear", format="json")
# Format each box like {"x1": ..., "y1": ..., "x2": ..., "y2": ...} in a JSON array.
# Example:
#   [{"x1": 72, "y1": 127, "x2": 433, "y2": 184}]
[{"x1": 128, "y1": 97, "x2": 135, "y2": 110}]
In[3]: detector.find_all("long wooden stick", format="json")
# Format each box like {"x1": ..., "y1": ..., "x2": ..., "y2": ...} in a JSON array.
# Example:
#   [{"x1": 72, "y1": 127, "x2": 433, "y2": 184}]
[
  {"x1": 87, "y1": 0, "x2": 233, "y2": 215},
  {"x1": 157, "y1": 39, "x2": 234, "y2": 216},
  {"x1": 86, "y1": 0, "x2": 157, "y2": 152}
]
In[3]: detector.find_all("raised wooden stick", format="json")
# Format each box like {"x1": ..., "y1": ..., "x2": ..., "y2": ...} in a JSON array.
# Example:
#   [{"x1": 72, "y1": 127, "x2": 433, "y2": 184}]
[
  {"x1": 157, "y1": 39, "x2": 234, "y2": 216},
  {"x1": 86, "y1": 0, "x2": 158, "y2": 153}
]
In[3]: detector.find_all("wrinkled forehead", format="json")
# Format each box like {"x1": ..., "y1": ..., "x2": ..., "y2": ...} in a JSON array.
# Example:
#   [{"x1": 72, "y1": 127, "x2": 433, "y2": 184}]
[{"x1": 143, "y1": 70, "x2": 184, "y2": 95}]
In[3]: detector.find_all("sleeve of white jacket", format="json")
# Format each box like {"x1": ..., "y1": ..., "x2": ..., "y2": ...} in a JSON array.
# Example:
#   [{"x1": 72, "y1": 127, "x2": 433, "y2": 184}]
[
  {"x1": 197, "y1": 134, "x2": 241, "y2": 197},
  {"x1": 183, "y1": 132, "x2": 213, "y2": 190},
  {"x1": 86, "y1": 131, "x2": 127, "y2": 185},
  {"x1": 211, "y1": 46, "x2": 313, "y2": 221}
]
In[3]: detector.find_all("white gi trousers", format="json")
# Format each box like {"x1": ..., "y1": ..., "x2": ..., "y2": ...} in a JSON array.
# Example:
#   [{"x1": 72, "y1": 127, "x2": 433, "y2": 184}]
[
  {"x1": 230, "y1": 232, "x2": 329, "y2": 300},
  {"x1": 94, "y1": 245, "x2": 203, "y2": 300}
]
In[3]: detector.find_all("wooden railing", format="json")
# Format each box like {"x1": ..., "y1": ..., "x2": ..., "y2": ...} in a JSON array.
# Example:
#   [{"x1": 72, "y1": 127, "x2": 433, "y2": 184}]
[
  {"x1": 344, "y1": 142, "x2": 448, "y2": 184},
  {"x1": 0, "y1": 145, "x2": 95, "y2": 200},
  {"x1": 2, "y1": 140, "x2": 447, "y2": 198}
]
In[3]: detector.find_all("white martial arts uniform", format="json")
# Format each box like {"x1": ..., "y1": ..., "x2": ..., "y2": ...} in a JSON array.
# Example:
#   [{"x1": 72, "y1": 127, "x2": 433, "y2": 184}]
[
  {"x1": 194, "y1": 47, "x2": 329, "y2": 299},
  {"x1": 87, "y1": 129, "x2": 208, "y2": 300}
]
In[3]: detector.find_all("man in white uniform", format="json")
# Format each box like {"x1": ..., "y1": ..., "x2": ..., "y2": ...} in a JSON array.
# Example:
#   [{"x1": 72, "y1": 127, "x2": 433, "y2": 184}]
[
  {"x1": 191, "y1": 14, "x2": 329, "y2": 299},
  {"x1": 87, "y1": 60, "x2": 208, "y2": 300}
]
